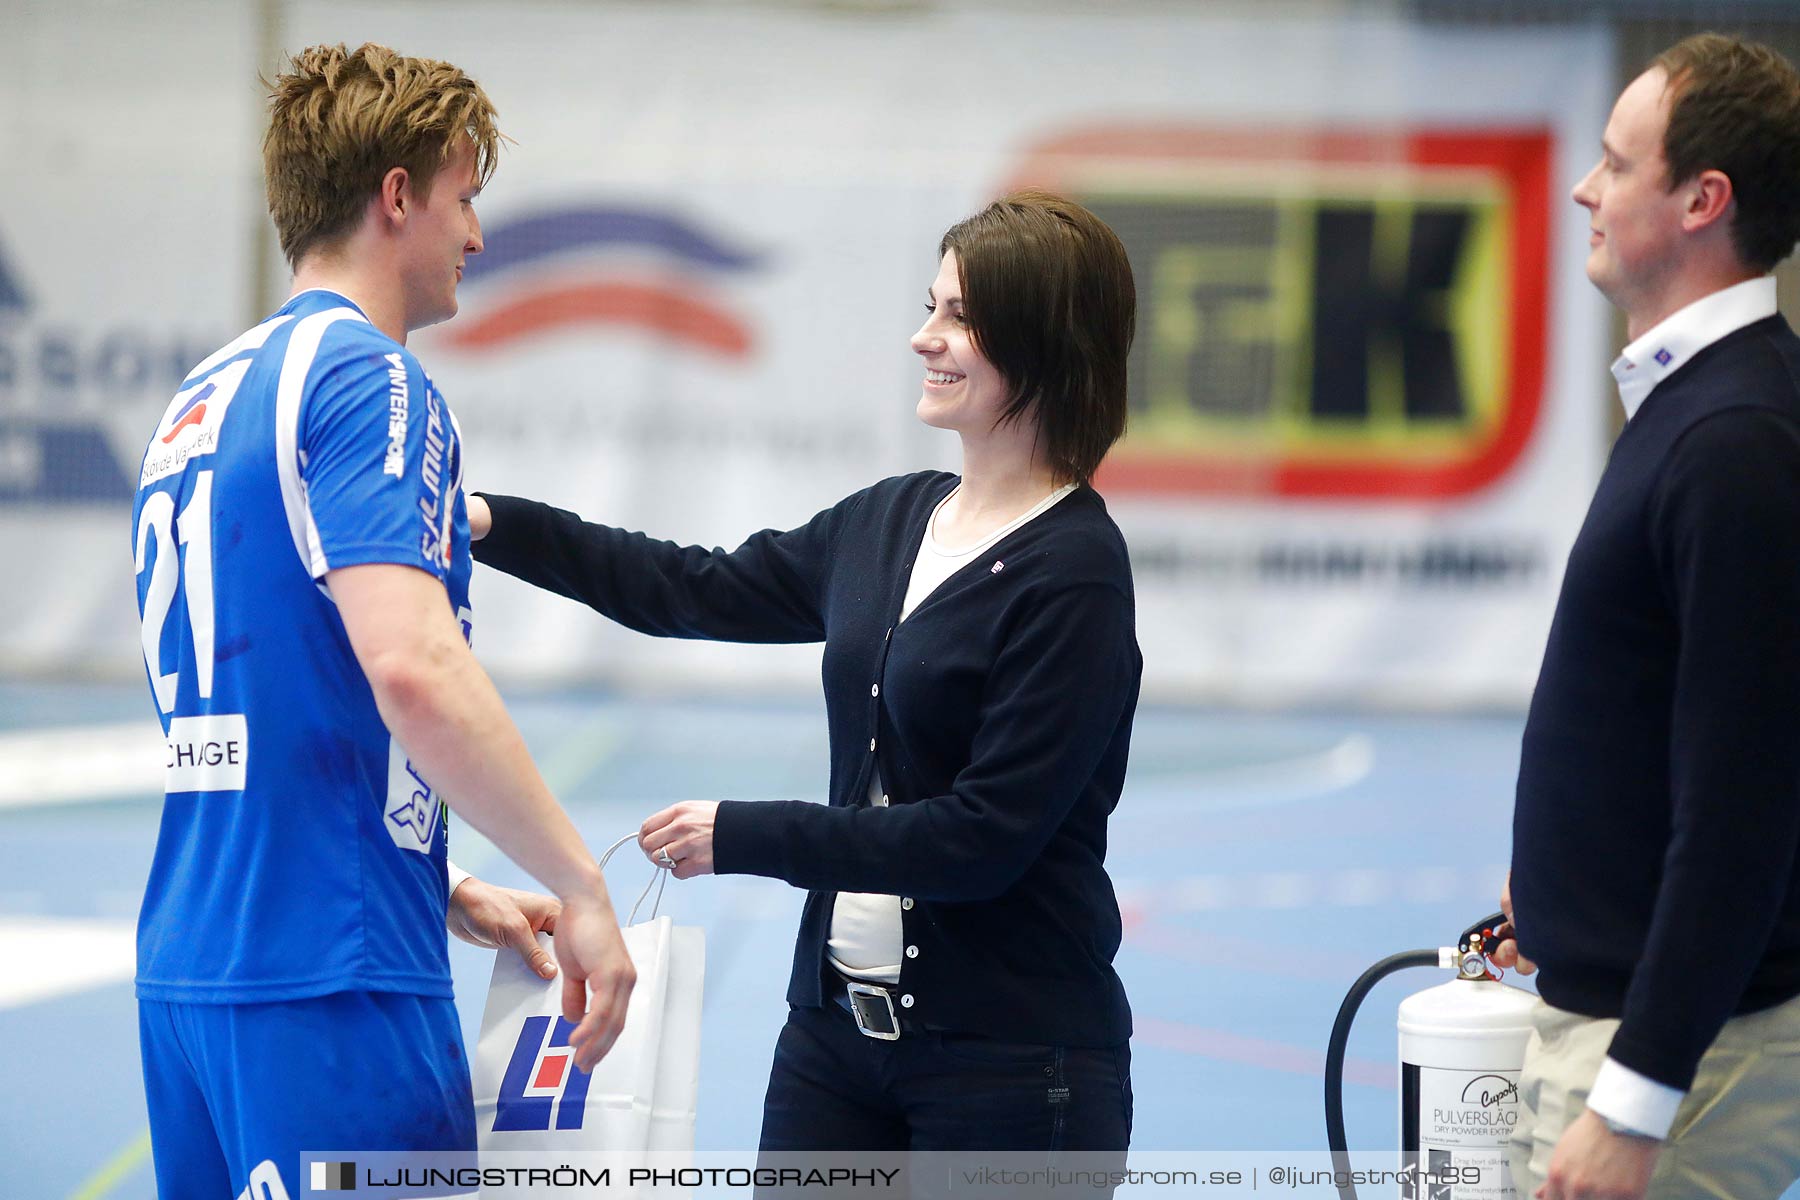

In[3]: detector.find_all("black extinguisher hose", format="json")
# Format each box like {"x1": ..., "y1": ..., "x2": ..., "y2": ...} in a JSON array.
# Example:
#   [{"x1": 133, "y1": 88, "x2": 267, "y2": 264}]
[
  {"x1": 1324, "y1": 949, "x2": 1440, "y2": 1200},
  {"x1": 1323, "y1": 912, "x2": 1509, "y2": 1200}
]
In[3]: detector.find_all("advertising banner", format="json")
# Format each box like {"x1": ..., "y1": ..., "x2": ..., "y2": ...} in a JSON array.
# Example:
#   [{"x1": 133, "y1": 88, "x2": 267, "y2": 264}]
[
  {"x1": 4, "y1": 3, "x2": 1615, "y2": 706},
  {"x1": 0, "y1": 2, "x2": 255, "y2": 671}
]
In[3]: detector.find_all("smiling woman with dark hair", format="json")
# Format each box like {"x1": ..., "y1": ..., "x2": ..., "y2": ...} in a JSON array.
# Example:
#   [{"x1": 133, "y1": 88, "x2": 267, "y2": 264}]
[{"x1": 469, "y1": 190, "x2": 1142, "y2": 1154}]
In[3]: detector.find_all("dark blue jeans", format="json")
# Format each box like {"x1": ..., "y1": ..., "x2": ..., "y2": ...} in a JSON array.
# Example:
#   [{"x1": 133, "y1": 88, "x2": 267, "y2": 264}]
[{"x1": 758, "y1": 1000, "x2": 1133, "y2": 1151}]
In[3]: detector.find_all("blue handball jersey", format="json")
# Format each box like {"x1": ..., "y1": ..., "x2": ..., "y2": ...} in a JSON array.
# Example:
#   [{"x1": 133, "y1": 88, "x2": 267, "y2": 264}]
[{"x1": 130, "y1": 288, "x2": 470, "y2": 1004}]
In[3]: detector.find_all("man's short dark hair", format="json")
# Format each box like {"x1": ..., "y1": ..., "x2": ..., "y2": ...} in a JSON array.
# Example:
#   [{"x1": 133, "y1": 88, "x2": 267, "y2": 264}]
[
  {"x1": 938, "y1": 190, "x2": 1136, "y2": 484},
  {"x1": 1654, "y1": 33, "x2": 1800, "y2": 273}
]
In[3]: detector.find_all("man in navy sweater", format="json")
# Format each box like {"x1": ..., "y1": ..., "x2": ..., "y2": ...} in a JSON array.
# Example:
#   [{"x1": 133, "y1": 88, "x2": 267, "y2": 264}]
[{"x1": 1493, "y1": 33, "x2": 1800, "y2": 1200}]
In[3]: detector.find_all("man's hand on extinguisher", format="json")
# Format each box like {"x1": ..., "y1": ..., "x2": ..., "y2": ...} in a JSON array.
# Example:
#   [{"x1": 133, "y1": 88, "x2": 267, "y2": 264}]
[{"x1": 1490, "y1": 870, "x2": 1537, "y2": 976}]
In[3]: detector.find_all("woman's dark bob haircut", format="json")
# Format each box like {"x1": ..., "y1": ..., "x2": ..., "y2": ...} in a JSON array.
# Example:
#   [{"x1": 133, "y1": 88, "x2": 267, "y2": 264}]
[{"x1": 938, "y1": 189, "x2": 1136, "y2": 484}]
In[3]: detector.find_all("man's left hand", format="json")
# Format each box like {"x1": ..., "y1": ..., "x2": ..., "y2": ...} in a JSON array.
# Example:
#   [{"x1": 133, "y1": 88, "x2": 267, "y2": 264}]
[
  {"x1": 1537, "y1": 1109, "x2": 1661, "y2": 1200},
  {"x1": 447, "y1": 875, "x2": 561, "y2": 980}
]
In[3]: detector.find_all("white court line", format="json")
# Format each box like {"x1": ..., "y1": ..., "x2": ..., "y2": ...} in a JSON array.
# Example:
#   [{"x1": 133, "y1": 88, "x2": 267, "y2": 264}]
[
  {"x1": 1128, "y1": 733, "x2": 1377, "y2": 812},
  {"x1": 0, "y1": 916, "x2": 136, "y2": 1010},
  {"x1": 1186, "y1": 732, "x2": 1376, "y2": 793},
  {"x1": 0, "y1": 722, "x2": 162, "y2": 810}
]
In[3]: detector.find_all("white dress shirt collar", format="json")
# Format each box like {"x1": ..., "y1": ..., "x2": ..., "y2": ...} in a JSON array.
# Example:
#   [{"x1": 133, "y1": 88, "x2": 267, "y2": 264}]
[{"x1": 1610, "y1": 276, "x2": 1779, "y2": 421}]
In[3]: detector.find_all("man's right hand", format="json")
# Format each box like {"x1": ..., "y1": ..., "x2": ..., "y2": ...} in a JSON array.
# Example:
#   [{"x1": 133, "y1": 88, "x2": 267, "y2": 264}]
[
  {"x1": 1490, "y1": 869, "x2": 1538, "y2": 975},
  {"x1": 554, "y1": 893, "x2": 637, "y2": 1071}
]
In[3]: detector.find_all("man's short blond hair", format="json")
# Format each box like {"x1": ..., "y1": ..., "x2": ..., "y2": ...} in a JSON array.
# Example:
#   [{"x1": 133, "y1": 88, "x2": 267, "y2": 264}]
[{"x1": 263, "y1": 43, "x2": 503, "y2": 269}]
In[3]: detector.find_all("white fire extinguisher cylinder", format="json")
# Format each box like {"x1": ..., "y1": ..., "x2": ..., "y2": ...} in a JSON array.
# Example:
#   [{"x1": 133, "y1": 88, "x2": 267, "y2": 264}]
[{"x1": 1397, "y1": 977, "x2": 1536, "y2": 1199}]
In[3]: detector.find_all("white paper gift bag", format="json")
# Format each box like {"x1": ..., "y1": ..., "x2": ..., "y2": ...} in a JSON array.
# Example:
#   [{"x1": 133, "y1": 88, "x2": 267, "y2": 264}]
[
  {"x1": 471, "y1": 836, "x2": 704, "y2": 1170},
  {"x1": 647, "y1": 920, "x2": 704, "y2": 1150}
]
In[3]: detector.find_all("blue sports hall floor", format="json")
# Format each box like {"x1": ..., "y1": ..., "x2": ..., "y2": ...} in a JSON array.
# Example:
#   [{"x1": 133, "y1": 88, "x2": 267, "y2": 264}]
[{"x1": 3, "y1": 680, "x2": 1790, "y2": 1198}]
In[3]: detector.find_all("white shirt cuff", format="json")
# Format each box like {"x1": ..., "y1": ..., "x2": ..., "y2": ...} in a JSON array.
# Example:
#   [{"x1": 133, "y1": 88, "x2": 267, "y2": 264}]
[
  {"x1": 446, "y1": 860, "x2": 474, "y2": 898},
  {"x1": 1586, "y1": 1057, "x2": 1684, "y2": 1140}
]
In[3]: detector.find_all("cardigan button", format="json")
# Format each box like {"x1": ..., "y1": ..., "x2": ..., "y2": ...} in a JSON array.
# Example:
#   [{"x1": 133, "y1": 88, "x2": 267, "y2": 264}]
[
  {"x1": 869, "y1": 738, "x2": 877, "y2": 752},
  {"x1": 901, "y1": 897, "x2": 913, "y2": 910},
  {"x1": 900, "y1": 994, "x2": 914, "y2": 1008},
  {"x1": 870, "y1": 683, "x2": 880, "y2": 697},
  {"x1": 877, "y1": 794, "x2": 890, "y2": 807},
  {"x1": 905, "y1": 945, "x2": 919, "y2": 959}
]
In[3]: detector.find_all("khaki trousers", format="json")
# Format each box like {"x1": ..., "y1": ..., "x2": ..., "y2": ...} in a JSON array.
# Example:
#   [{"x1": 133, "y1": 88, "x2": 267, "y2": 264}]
[{"x1": 1509, "y1": 991, "x2": 1800, "y2": 1199}]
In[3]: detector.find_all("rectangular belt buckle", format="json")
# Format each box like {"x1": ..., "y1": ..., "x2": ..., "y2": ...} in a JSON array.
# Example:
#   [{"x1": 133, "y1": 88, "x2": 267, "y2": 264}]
[{"x1": 846, "y1": 981, "x2": 902, "y2": 1041}]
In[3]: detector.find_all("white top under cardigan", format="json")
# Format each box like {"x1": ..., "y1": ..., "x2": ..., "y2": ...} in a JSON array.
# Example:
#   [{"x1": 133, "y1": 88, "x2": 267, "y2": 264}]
[{"x1": 827, "y1": 481, "x2": 1078, "y2": 983}]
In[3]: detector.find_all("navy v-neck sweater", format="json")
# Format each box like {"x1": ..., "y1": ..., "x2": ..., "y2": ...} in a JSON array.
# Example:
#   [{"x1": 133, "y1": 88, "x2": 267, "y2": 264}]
[
  {"x1": 475, "y1": 472, "x2": 1141, "y2": 1046},
  {"x1": 1512, "y1": 315, "x2": 1800, "y2": 1091}
]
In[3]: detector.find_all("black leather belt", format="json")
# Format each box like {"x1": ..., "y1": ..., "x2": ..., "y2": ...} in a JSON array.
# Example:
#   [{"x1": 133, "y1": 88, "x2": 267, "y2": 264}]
[{"x1": 831, "y1": 969, "x2": 912, "y2": 1040}]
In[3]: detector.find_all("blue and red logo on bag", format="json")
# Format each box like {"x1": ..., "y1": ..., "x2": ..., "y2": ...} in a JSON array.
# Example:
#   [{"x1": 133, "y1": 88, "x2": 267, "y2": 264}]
[{"x1": 492, "y1": 1015, "x2": 594, "y2": 1132}]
